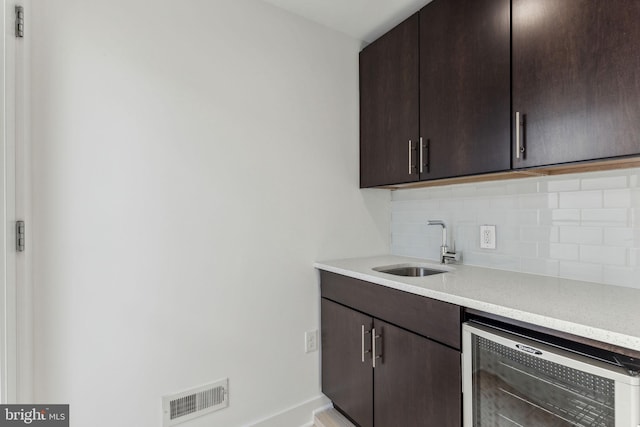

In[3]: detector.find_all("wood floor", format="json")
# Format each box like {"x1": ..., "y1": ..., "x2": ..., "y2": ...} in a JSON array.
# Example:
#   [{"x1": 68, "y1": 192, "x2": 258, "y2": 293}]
[{"x1": 313, "y1": 408, "x2": 355, "y2": 427}]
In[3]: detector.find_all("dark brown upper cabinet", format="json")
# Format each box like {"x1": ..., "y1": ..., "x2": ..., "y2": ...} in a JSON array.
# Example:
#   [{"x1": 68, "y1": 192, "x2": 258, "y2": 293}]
[
  {"x1": 360, "y1": 14, "x2": 419, "y2": 188},
  {"x1": 419, "y1": 0, "x2": 511, "y2": 180},
  {"x1": 513, "y1": 0, "x2": 640, "y2": 169}
]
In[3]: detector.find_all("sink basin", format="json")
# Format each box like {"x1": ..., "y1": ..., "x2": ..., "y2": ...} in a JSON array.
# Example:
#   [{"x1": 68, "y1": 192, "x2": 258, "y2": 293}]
[{"x1": 373, "y1": 265, "x2": 446, "y2": 277}]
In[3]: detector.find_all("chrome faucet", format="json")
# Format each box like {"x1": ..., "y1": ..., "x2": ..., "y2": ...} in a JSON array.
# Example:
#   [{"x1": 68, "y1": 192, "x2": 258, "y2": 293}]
[{"x1": 427, "y1": 220, "x2": 460, "y2": 264}]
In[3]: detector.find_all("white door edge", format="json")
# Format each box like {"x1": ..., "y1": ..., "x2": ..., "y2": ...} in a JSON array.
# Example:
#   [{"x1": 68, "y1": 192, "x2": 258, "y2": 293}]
[{"x1": 1, "y1": 0, "x2": 21, "y2": 404}]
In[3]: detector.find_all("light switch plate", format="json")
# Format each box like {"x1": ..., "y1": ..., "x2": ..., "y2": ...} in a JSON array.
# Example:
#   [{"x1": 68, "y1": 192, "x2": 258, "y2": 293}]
[{"x1": 480, "y1": 225, "x2": 496, "y2": 249}]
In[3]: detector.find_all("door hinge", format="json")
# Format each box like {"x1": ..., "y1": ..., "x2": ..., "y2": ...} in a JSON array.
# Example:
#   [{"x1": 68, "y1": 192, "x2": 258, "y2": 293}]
[
  {"x1": 15, "y1": 5, "x2": 24, "y2": 38},
  {"x1": 16, "y1": 221, "x2": 25, "y2": 252}
]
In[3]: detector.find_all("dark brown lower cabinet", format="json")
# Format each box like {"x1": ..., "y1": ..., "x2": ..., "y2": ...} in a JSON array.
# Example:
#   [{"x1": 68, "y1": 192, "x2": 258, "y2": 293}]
[
  {"x1": 321, "y1": 299, "x2": 373, "y2": 426},
  {"x1": 321, "y1": 297, "x2": 461, "y2": 427}
]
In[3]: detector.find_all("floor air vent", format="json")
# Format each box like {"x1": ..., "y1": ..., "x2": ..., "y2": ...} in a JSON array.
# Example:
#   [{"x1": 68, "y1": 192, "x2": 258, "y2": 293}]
[{"x1": 162, "y1": 378, "x2": 229, "y2": 426}]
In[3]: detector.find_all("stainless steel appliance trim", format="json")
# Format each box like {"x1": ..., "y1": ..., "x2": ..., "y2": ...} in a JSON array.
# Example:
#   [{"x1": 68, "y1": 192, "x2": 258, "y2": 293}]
[{"x1": 462, "y1": 322, "x2": 640, "y2": 427}]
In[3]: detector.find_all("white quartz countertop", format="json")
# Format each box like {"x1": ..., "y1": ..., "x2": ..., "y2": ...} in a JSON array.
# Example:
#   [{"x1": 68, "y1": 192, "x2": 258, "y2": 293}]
[{"x1": 314, "y1": 255, "x2": 640, "y2": 352}]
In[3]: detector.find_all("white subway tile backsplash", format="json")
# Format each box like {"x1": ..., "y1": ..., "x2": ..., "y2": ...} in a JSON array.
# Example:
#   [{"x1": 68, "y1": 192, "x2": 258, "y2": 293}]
[
  {"x1": 520, "y1": 226, "x2": 556, "y2": 243},
  {"x1": 602, "y1": 266, "x2": 640, "y2": 288},
  {"x1": 503, "y1": 241, "x2": 538, "y2": 258},
  {"x1": 439, "y1": 199, "x2": 465, "y2": 212},
  {"x1": 559, "y1": 261, "x2": 603, "y2": 283},
  {"x1": 604, "y1": 189, "x2": 631, "y2": 208},
  {"x1": 521, "y1": 258, "x2": 559, "y2": 277},
  {"x1": 392, "y1": 210, "x2": 436, "y2": 223},
  {"x1": 550, "y1": 209, "x2": 580, "y2": 223},
  {"x1": 477, "y1": 209, "x2": 508, "y2": 225},
  {"x1": 550, "y1": 243, "x2": 579, "y2": 260},
  {"x1": 520, "y1": 193, "x2": 558, "y2": 209},
  {"x1": 464, "y1": 251, "x2": 520, "y2": 271},
  {"x1": 392, "y1": 199, "x2": 438, "y2": 212},
  {"x1": 559, "y1": 226, "x2": 602, "y2": 245},
  {"x1": 581, "y1": 175, "x2": 627, "y2": 190},
  {"x1": 506, "y1": 179, "x2": 540, "y2": 195},
  {"x1": 475, "y1": 182, "x2": 509, "y2": 197},
  {"x1": 604, "y1": 228, "x2": 639, "y2": 247},
  {"x1": 390, "y1": 222, "x2": 425, "y2": 235},
  {"x1": 491, "y1": 196, "x2": 518, "y2": 210},
  {"x1": 546, "y1": 178, "x2": 580, "y2": 192},
  {"x1": 559, "y1": 190, "x2": 602, "y2": 208},
  {"x1": 579, "y1": 245, "x2": 626, "y2": 266},
  {"x1": 463, "y1": 197, "x2": 491, "y2": 212},
  {"x1": 390, "y1": 168, "x2": 640, "y2": 289},
  {"x1": 632, "y1": 208, "x2": 640, "y2": 228},
  {"x1": 508, "y1": 210, "x2": 539, "y2": 226},
  {"x1": 391, "y1": 232, "x2": 430, "y2": 247},
  {"x1": 392, "y1": 187, "x2": 433, "y2": 201},
  {"x1": 581, "y1": 208, "x2": 628, "y2": 226},
  {"x1": 537, "y1": 242, "x2": 551, "y2": 258}
]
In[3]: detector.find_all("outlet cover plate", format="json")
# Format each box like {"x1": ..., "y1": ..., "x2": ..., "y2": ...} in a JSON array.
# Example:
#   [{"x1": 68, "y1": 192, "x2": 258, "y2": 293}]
[
  {"x1": 305, "y1": 330, "x2": 318, "y2": 353},
  {"x1": 480, "y1": 225, "x2": 496, "y2": 249}
]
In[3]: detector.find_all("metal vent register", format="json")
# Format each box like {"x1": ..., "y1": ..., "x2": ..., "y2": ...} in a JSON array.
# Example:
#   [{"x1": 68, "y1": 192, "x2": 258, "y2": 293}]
[{"x1": 162, "y1": 378, "x2": 228, "y2": 426}]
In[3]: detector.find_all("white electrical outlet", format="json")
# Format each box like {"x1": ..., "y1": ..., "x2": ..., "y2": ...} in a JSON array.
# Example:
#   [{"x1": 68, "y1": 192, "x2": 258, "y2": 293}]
[
  {"x1": 480, "y1": 225, "x2": 496, "y2": 249},
  {"x1": 305, "y1": 330, "x2": 318, "y2": 353}
]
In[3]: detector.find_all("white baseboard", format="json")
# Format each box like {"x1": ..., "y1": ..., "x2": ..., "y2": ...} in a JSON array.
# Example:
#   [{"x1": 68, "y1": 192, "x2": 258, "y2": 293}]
[{"x1": 245, "y1": 395, "x2": 331, "y2": 427}]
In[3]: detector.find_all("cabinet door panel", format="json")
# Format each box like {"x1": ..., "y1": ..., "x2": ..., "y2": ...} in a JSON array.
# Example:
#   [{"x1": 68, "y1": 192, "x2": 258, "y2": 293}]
[
  {"x1": 513, "y1": 0, "x2": 640, "y2": 168},
  {"x1": 321, "y1": 299, "x2": 373, "y2": 427},
  {"x1": 373, "y1": 319, "x2": 461, "y2": 427},
  {"x1": 420, "y1": 0, "x2": 510, "y2": 180},
  {"x1": 360, "y1": 14, "x2": 419, "y2": 188}
]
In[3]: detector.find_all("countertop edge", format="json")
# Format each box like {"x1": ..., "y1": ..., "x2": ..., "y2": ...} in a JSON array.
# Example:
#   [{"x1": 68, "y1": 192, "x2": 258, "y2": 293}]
[{"x1": 314, "y1": 260, "x2": 640, "y2": 352}]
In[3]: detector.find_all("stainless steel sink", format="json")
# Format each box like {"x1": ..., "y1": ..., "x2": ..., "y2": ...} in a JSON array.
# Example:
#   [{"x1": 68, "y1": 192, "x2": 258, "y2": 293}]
[{"x1": 373, "y1": 265, "x2": 446, "y2": 277}]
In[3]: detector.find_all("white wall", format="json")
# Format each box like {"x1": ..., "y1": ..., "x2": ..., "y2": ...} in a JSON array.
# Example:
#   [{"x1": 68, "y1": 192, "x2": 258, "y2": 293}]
[
  {"x1": 392, "y1": 168, "x2": 640, "y2": 288},
  {"x1": 30, "y1": 1, "x2": 389, "y2": 426}
]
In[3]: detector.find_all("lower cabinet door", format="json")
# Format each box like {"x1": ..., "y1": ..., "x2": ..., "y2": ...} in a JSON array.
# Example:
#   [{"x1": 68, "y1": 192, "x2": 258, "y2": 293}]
[
  {"x1": 321, "y1": 298, "x2": 374, "y2": 427},
  {"x1": 373, "y1": 319, "x2": 461, "y2": 427}
]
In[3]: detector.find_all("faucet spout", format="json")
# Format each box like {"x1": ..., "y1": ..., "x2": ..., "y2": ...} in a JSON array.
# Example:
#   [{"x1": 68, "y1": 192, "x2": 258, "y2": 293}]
[
  {"x1": 427, "y1": 219, "x2": 460, "y2": 264},
  {"x1": 427, "y1": 220, "x2": 447, "y2": 248}
]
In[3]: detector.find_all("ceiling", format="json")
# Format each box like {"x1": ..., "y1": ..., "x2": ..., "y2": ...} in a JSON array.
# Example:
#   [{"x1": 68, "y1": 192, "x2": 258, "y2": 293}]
[{"x1": 260, "y1": 0, "x2": 432, "y2": 44}]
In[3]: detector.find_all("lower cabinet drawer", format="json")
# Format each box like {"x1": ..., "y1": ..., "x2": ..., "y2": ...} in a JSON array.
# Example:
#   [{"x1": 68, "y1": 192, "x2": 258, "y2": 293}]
[{"x1": 320, "y1": 270, "x2": 461, "y2": 349}]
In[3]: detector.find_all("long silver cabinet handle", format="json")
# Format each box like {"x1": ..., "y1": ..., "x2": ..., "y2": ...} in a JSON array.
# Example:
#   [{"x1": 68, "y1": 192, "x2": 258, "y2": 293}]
[
  {"x1": 515, "y1": 112, "x2": 520, "y2": 159},
  {"x1": 419, "y1": 137, "x2": 424, "y2": 174},
  {"x1": 408, "y1": 140, "x2": 413, "y2": 175},
  {"x1": 515, "y1": 112, "x2": 525, "y2": 159},
  {"x1": 361, "y1": 325, "x2": 371, "y2": 363},
  {"x1": 372, "y1": 328, "x2": 382, "y2": 368}
]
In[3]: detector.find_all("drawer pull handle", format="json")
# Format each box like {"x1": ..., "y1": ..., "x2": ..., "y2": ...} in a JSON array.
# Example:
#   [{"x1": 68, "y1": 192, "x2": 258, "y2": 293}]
[
  {"x1": 515, "y1": 112, "x2": 525, "y2": 159},
  {"x1": 372, "y1": 328, "x2": 382, "y2": 368},
  {"x1": 419, "y1": 137, "x2": 424, "y2": 174},
  {"x1": 361, "y1": 325, "x2": 371, "y2": 363}
]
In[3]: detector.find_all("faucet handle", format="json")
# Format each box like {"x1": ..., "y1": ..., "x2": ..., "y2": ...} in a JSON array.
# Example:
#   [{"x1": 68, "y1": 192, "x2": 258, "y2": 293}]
[{"x1": 443, "y1": 250, "x2": 461, "y2": 264}]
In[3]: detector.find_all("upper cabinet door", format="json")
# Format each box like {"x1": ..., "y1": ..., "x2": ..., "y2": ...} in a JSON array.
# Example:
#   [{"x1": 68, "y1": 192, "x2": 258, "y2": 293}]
[
  {"x1": 513, "y1": 0, "x2": 640, "y2": 168},
  {"x1": 360, "y1": 14, "x2": 420, "y2": 188},
  {"x1": 420, "y1": 0, "x2": 511, "y2": 181}
]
